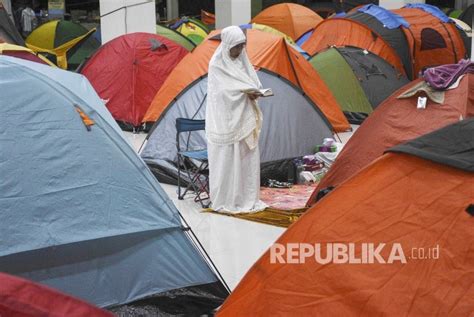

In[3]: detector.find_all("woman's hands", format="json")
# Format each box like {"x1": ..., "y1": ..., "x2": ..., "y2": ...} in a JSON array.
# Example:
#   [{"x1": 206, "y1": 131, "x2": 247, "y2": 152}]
[{"x1": 247, "y1": 92, "x2": 261, "y2": 100}]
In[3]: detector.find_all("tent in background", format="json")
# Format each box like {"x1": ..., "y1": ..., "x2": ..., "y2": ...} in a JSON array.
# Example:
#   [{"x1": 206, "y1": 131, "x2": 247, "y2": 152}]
[
  {"x1": 302, "y1": 18, "x2": 406, "y2": 76},
  {"x1": 251, "y1": 3, "x2": 323, "y2": 41},
  {"x1": 0, "y1": 3, "x2": 23, "y2": 45},
  {"x1": 393, "y1": 4, "x2": 466, "y2": 78},
  {"x1": 218, "y1": 119, "x2": 474, "y2": 316},
  {"x1": 156, "y1": 24, "x2": 196, "y2": 51},
  {"x1": 310, "y1": 46, "x2": 409, "y2": 124},
  {"x1": 26, "y1": 20, "x2": 100, "y2": 69},
  {"x1": 140, "y1": 29, "x2": 344, "y2": 185},
  {"x1": 308, "y1": 73, "x2": 474, "y2": 205},
  {"x1": 333, "y1": 0, "x2": 378, "y2": 13},
  {"x1": 0, "y1": 42, "x2": 54, "y2": 65},
  {"x1": 0, "y1": 56, "x2": 228, "y2": 313},
  {"x1": 169, "y1": 17, "x2": 209, "y2": 45},
  {"x1": 343, "y1": 5, "x2": 414, "y2": 77},
  {"x1": 459, "y1": 4, "x2": 474, "y2": 26},
  {"x1": 80, "y1": 33, "x2": 188, "y2": 130},
  {"x1": 0, "y1": 273, "x2": 113, "y2": 317}
]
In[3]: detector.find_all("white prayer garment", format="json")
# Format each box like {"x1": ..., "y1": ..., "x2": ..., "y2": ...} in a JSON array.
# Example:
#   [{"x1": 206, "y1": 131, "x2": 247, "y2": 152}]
[{"x1": 206, "y1": 26, "x2": 267, "y2": 213}]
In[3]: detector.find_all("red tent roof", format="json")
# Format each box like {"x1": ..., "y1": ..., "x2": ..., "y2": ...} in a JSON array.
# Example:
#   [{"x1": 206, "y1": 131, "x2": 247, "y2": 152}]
[{"x1": 81, "y1": 32, "x2": 188, "y2": 127}]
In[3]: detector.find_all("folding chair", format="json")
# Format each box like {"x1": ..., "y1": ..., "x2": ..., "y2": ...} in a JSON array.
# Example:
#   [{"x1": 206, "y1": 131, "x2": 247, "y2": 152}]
[{"x1": 176, "y1": 118, "x2": 210, "y2": 208}]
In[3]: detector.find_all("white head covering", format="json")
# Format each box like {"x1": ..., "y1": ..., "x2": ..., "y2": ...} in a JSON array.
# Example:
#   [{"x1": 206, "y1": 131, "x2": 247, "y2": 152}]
[{"x1": 205, "y1": 26, "x2": 263, "y2": 149}]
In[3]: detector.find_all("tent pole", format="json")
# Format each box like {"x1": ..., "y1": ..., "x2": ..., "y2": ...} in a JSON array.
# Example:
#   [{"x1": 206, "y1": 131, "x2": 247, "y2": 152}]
[{"x1": 178, "y1": 212, "x2": 232, "y2": 294}]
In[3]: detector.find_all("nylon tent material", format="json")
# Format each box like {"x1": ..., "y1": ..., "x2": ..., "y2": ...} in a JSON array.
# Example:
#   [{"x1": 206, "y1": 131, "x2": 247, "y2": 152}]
[
  {"x1": 394, "y1": 6, "x2": 467, "y2": 78},
  {"x1": 80, "y1": 33, "x2": 188, "y2": 129},
  {"x1": 0, "y1": 4, "x2": 23, "y2": 45},
  {"x1": 310, "y1": 46, "x2": 409, "y2": 123},
  {"x1": 156, "y1": 24, "x2": 196, "y2": 51},
  {"x1": 0, "y1": 56, "x2": 228, "y2": 312},
  {"x1": 170, "y1": 17, "x2": 209, "y2": 45},
  {"x1": 240, "y1": 23, "x2": 310, "y2": 58},
  {"x1": 310, "y1": 47, "x2": 373, "y2": 119},
  {"x1": 218, "y1": 119, "x2": 474, "y2": 316},
  {"x1": 141, "y1": 69, "x2": 334, "y2": 185},
  {"x1": 345, "y1": 5, "x2": 413, "y2": 78},
  {"x1": 0, "y1": 273, "x2": 113, "y2": 317},
  {"x1": 302, "y1": 18, "x2": 406, "y2": 76},
  {"x1": 26, "y1": 20, "x2": 100, "y2": 69},
  {"x1": 144, "y1": 29, "x2": 350, "y2": 132},
  {"x1": 0, "y1": 43, "x2": 54, "y2": 65},
  {"x1": 308, "y1": 73, "x2": 474, "y2": 205},
  {"x1": 459, "y1": 4, "x2": 474, "y2": 25},
  {"x1": 251, "y1": 3, "x2": 323, "y2": 41}
]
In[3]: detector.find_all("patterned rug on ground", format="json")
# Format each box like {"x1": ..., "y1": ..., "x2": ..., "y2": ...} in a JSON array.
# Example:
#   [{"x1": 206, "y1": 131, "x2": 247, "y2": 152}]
[{"x1": 202, "y1": 185, "x2": 315, "y2": 228}]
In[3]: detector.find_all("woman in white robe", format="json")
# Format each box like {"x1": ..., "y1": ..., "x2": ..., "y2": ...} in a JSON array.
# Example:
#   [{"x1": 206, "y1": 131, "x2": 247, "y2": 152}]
[{"x1": 206, "y1": 26, "x2": 267, "y2": 213}]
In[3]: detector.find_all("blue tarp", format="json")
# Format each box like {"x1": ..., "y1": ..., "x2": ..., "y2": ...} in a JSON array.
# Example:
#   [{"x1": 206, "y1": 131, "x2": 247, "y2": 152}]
[
  {"x1": 404, "y1": 3, "x2": 452, "y2": 23},
  {"x1": 358, "y1": 4, "x2": 410, "y2": 29},
  {"x1": 0, "y1": 56, "x2": 219, "y2": 308}
]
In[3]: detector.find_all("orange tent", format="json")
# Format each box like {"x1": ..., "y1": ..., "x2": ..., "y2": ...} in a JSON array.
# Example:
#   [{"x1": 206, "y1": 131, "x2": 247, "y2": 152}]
[
  {"x1": 218, "y1": 119, "x2": 474, "y2": 316},
  {"x1": 143, "y1": 29, "x2": 350, "y2": 132},
  {"x1": 394, "y1": 7, "x2": 466, "y2": 78},
  {"x1": 308, "y1": 73, "x2": 474, "y2": 205},
  {"x1": 251, "y1": 3, "x2": 323, "y2": 41},
  {"x1": 301, "y1": 18, "x2": 406, "y2": 75}
]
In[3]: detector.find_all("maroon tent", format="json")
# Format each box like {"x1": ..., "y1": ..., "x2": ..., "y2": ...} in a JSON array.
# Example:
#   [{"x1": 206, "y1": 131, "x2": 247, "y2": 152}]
[
  {"x1": 0, "y1": 273, "x2": 113, "y2": 317},
  {"x1": 80, "y1": 32, "x2": 188, "y2": 129}
]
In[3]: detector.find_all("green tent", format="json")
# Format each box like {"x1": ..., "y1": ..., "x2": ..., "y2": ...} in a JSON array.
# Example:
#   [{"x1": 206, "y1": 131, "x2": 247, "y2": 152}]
[
  {"x1": 310, "y1": 47, "x2": 409, "y2": 124},
  {"x1": 156, "y1": 24, "x2": 196, "y2": 51}
]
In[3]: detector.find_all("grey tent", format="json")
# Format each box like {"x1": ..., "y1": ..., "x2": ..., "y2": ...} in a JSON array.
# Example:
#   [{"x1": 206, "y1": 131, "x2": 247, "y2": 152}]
[
  {"x1": 140, "y1": 69, "x2": 334, "y2": 185},
  {"x1": 0, "y1": 56, "x2": 227, "y2": 313},
  {"x1": 0, "y1": 4, "x2": 23, "y2": 45}
]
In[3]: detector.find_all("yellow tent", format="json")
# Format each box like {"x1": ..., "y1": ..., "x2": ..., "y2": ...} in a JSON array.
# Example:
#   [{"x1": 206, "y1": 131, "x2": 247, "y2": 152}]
[
  {"x1": 0, "y1": 43, "x2": 55, "y2": 66},
  {"x1": 26, "y1": 20, "x2": 98, "y2": 69}
]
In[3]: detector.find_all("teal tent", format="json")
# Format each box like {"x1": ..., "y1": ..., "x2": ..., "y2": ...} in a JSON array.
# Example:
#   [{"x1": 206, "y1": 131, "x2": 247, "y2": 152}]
[{"x1": 0, "y1": 56, "x2": 227, "y2": 313}]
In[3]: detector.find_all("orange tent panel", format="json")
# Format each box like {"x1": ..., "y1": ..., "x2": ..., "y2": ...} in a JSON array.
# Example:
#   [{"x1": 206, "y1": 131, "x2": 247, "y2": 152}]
[
  {"x1": 308, "y1": 73, "x2": 474, "y2": 206},
  {"x1": 394, "y1": 8, "x2": 467, "y2": 78},
  {"x1": 302, "y1": 18, "x2": 406, "y2": 75},
  {"x1": 251, "y1": 3, "x2": 323, "y2": 40},
  {"x1": 218, "y1": 146, "x2": 474, "y2": 315},
  {"x1": 143, "y1": 29, "x2": 350, "y2": 132}
]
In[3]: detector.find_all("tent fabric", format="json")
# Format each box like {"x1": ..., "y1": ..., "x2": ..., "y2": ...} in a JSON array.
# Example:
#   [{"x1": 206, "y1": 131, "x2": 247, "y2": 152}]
[
  {"x1": 394, "y1": 7, "x2": 466, "y2": 78},
  {"x1": 310, "y1": 46, "x2": 409, "y2": 123},
  {"x1": 309, "y1": 73, "x2": 474, "y2": 205},
  {"x1": 0, "y1": 43, "x2": 54, "y2": 65},
  {"x1": 144, "y1": 29, "x2": 350, "y2": 132},
  {"x1": 338, "y1": 46, "x2": 409, "y2": 108},
  {"x1": 218, "y1": 123, "x2": 474, "y2": 316},
  {"x1": 170, "y1": 17, "x2": 209, "y2": 45},
  {"x1": 459, "y1": 4, "x2": 474, "y2": 25},
  {"x1": 358, "y1": 4, "x2": 409, "y2": 29},
  {"x1": 80, "y1": 33, "x2": 188, "y2": 128},
  {"x1": 404, "y1": 3, "x2": 451, "y2": 23},
  {"x1": 388, "y1": 118, "x2": 474, "y2": 172},
  {"x1": 310, "y1": 48, "x2": 373, "y2": 116},
  {"x1": 301, "y1": 18, "x2": 406, "y2": 76},
  {"x1": 0, "y1": 4, "x2": 23, "y2": 45},
  {"x1": 251, "y1": 3, "x2": 323, "y2": 41},
  {"x1": 156, "y1": 24, "x2": 196, "y2": 51},
  {"x1": 26, "y1": 20, "x2": 100, "y2": 69},
  {"x1": 0, "y1": 273, "x2": 113, "y2": 317},
  {"x1": 347, "y1": 8, "x2": 413, "y2": 77},
  {"x1": 0, "y1": 56, "x2": 226, "y2": 311},
  {"x1": 141, "y1": 69, "x2": 333, "y2": 185}
]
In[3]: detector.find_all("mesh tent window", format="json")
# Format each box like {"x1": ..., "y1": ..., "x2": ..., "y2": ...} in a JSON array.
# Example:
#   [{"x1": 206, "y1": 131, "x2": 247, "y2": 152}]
[{"x1": 420, "y1": 28, "x2": 447, "y2": 50}]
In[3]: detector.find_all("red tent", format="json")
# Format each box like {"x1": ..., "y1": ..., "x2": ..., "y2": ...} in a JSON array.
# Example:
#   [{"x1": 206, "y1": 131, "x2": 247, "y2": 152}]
[
  {"x1": 0, "y1": 273, "x2": 113, "y2": 317},
  {"x1": 80, "y1": 32, "x2": 188, "y2": 129}
]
